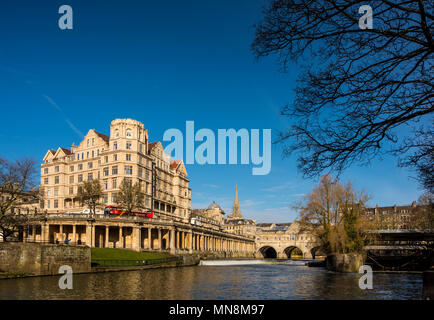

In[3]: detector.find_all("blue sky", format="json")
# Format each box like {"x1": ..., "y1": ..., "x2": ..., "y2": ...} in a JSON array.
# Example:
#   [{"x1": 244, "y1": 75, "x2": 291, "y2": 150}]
[{"x1": 0, "y1": 0, "x2": 424, "y2": 222}]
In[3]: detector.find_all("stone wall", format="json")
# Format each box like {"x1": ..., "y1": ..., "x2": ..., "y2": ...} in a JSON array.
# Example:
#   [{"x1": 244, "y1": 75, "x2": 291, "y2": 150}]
[
  {"x1": 326, "y1": 253, "x2": 364, "y2": 273},
  {"x1": 0, "y1": 243, "x2": 91, "y2": 276}
]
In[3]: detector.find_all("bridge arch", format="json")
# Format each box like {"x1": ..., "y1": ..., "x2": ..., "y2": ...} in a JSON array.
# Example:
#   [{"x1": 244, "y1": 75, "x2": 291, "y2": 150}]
[
  {"x1": 283, "y1": 246, "x2": 304, "y2": 259},
  {"x1": 258, "y1": 246, "x2": 278, "y2": 258},
  {"x1": 310, "y1": 246, "x2": 327, "y2": 259}
]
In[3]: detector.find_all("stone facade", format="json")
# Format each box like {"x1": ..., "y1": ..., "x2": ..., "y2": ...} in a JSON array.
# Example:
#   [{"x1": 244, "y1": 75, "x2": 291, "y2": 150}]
[
  {"x1": 40, "y1": 118, "x2": 191, "y2": 222},
  {"x1": 255, "y1": 221, "x2": 321, "y2": 259},
  {"x1": 362, "y1": 201, "x2": 423, "y2": 230},
  {"x1": 0, "y1": 242, "x2": 91, "y2": 275}
]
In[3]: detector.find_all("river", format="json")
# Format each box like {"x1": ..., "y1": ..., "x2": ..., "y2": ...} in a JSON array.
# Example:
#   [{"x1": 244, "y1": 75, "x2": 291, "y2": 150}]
[{"x1": 0, "y1": 260, "x2": 423, "y2": 300}]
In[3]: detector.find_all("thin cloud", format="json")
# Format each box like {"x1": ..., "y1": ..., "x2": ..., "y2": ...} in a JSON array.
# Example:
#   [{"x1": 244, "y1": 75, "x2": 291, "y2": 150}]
[
  {"x1": 203, "y1": 184, "x2": 219, "y2": 188},
  {"x1": 42, "y1": 94, "x2": 84, "y2": 139}
]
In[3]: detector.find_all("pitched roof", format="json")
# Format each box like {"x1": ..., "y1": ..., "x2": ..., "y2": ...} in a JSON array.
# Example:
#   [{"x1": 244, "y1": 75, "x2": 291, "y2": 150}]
[
  {"x1": 148, "y1": 142, "x2": 158, "y2": 151},
  {"x1": 60, "y1": 147, "x2": 71, "y2": 155},
  {"x1": 170, "y1": 160, "x2": 181, "y2": 169},
  {"x1": 95, "y1": 131, "x2": 109, "y2": 143}
]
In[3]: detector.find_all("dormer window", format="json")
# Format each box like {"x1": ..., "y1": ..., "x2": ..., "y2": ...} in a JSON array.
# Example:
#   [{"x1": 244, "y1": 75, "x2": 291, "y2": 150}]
[{"x1": 126, "y1": 129, "x2": 132, "y2": 138}]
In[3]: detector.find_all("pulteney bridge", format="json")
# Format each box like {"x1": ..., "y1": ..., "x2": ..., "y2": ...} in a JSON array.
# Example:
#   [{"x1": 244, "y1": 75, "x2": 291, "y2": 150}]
[{"x1": 255, "y1": 222, "x2": 323, "y2": 259}]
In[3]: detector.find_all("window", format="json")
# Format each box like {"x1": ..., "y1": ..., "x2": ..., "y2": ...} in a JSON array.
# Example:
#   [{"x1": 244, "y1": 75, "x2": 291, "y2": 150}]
[
  {"x1": 92, "y1": 138, "x2": 95, "y2": 146},
  {"x1": 55, "y1": 166, "x2": 59, "y2": 173},
  {"x1": 54, "y1": 187, "x2": 58, "y2": 196},
  {"x1": 69, "y1": 176, "x2": 74, "y2": 183},
  {"x1": 112, "y1": 178, "x2": 117, "y2": 189},
  {"x1": 44, "y1": 168, "x2": 48, "y2": 174},
  {"x1": 111, "y1": 193, "x2": 117, "y2": 203},
  {"x1": 124, "y1": 165, "x2": 132, "y2": 175},
  {"x1": 104, "y1": 180, "x2": 108, "y2": 190},
  {"x1": 103, "y1": 194, "x2": 108, "y2": 203},
  {"x1": 69, "y1": 187, "x2": 73, "y2": 195},
  {"x1": 88, "y1": 173, "x2": 93, "y2": 180},
  {"x1": 54, "y1": 200, "x2": 58, "y2": 208},
  {"x1": 54, "y1": 176, "x2": 59, "y2": 184},
  {"x1": 87, "y1": 152, "x2": 89, "y2": 159},
  {"x1": 88, "y1": 162, "x2": 93, "y2": 169},
  {"x1": 126, "y1": 129, "x2": 132, "y2": 138},
  {"x1": 87, "y1": 139, "x2": 89, "y2": 147},
  {"x1": 47, "y1": 189, "x2": 51, "y2": 196},
  {"x1": 126, "y1": 142, "x2": 132, "y2": 150},
  {"x1": 126, "y1": 154, "x2": 131, "y2": 161},
  {"x1": 139, "y1": 143, "x2": 143, "y2": 153},
  {"x1": 105, "y1": 156, "x2": 108, "y2": 163},
  {"x1": 103, "y1": 167, "x2": 109, "y2": 176},
  {"x1": 138, "y1": 167, "x2": 142, "y2": 177},
  {"x1": 47, "y1": 200, "x2": 50, "y2": 209},
  {"x1": 145, "y1": 171, "x2": 149, "y2": 180},
  {"x1": 115, "y1": 130, "x2": 119, "y2": 137},
  {"x1": 92, "y1": 150, "x2": 94, "y2": 158},
  {"x1": 78, "y1": 164, "x2": 83, "y2": 170},
  {"x1": 114, "y1": 142, "x2": 117, "y2": 150},
  {"x1": 44, "y1": 178, "x2": 49, "y2": 184},
  {"x1": 112, "y1": 166, "x2": 118, "y2": 175},
  {"x1": 70, "y1": 166, "x2": 74, "y2": 172},
  {"x1": 78, "y1": 174, "x2": 83, "y2": 183},
  {"x1": 77, "y1": 154, "x2": 80, "y2": 160},
  {"x1": 114, "y1": 154, "x2": 117, "y2": 161}
]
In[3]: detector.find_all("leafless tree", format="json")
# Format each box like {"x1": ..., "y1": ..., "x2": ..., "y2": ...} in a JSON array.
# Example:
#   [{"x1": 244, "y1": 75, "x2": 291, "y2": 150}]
[
  {"x1": 252, "y1": 0, "x2": 433, "y2": 188},
  {"x1": 294, "y1": 174, "x2": 372, "y2": 254},
  {"x1": 77, "y1": 179, "x2": 103, "y2": 215},
  {"x1": 0, "y1": 157, "x2": 38, "y2": 241},
  {"x1": 116, "y1": 179, "x2": 144, "y2": 214}
]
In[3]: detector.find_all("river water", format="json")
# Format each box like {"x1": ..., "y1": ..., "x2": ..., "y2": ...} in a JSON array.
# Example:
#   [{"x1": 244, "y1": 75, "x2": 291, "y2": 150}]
[{"x1": 0, "y1": 260, "x2": 423, "y2": 300}]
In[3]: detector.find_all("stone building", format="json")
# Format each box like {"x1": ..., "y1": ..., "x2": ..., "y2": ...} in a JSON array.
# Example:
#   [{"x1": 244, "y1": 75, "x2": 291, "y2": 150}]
[
  {"x1": 224, "y1": 185, "x2": 256, "y2": 239},
  {"x1": 190, "y1": 201, "x2": 226, "y2": 231},
  {"x1": 362, "y1": 201, "x2": 423, "y2": 230},
  {"x1": 40, "y1": 118, "x2": 191, "y2": 221}
]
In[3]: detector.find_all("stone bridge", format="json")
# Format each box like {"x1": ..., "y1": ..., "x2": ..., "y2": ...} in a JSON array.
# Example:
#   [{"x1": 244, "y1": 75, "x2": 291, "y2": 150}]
[{"x1": 255, "y1": 222, "x2": 323, "y2": 259}]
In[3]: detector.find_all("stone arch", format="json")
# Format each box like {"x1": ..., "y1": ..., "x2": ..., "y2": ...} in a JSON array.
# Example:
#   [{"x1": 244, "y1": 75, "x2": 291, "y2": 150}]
[
  {"x1": 283, "y1": 246, "x2": 304, "y2": 259},
  {"x1": 258, "y1": 246, "x2": 277, "y2": 258},
  {"x1": 310, "y1": 246, "x2": 327, "y2": 259}
]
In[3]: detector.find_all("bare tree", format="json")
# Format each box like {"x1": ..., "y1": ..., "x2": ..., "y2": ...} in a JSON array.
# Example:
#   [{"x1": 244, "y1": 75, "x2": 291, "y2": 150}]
[
  {"x1": 252, "y1": 0, "x2": 433, "y2": 187},
  {"x1": 409, "y1": 191, "x2": 434, "y2": 229},
  {"x1": 77, "y1": 179, "x2": 103, "y2": 215},
  {"x1": 0, "y1": 157, "x2": 38, "y2": 241},
  {"x1": 116, "y1": 179, "x2": 144, "y2": 214},
  {"x1": 295, "y1": 174, "x2": 372, "y2": 254}
]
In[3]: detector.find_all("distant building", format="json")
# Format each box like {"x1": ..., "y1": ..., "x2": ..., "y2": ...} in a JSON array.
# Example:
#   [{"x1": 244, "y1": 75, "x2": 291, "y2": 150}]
[
  {"x1": 362, "y1": 201, "x2": 427, "y2": 230},
  {"x1": 190, "y1": 201, "x2": 225, "y2": 230},
  {"x1": 224, "y1": 185, "x2": 256, "y2": 238}
]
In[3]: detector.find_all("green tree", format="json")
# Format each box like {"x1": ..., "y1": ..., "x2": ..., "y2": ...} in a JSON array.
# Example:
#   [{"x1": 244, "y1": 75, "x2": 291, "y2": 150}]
[
  {"x1": 116, "y1": 179, "x2": 144, "y2": 213},
  {"x1": 77, "y1": 179, "x2": 103, "y2": 215}
]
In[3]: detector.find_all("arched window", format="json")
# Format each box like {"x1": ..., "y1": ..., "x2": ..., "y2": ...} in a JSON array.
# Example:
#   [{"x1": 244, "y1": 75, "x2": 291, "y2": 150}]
[{"x1": 126, "y1": 129, "x2": 132, "y2": 138}]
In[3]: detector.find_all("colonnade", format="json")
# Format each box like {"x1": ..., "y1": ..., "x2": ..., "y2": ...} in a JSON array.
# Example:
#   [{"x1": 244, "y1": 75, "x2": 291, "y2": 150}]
[{"x1": 23, "y1": 219, "x2": 256, "y2": 255}]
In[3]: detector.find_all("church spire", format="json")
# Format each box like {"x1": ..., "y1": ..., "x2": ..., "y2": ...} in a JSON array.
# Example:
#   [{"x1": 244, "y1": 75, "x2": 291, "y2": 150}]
[{"x1": 230, "y1": 184, "x2": 242, "y2": 219}]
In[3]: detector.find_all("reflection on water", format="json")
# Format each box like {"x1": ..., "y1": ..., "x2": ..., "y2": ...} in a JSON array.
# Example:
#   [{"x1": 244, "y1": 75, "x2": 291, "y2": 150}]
[{"x1": 0, "y1": 263, "x2": 422, "y2": 300}]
